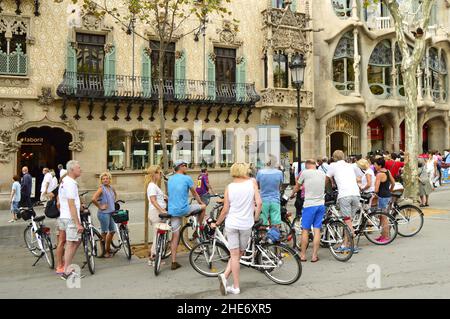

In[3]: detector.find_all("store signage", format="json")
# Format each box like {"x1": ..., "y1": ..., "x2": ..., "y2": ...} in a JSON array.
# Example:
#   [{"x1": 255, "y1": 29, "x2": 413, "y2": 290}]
[
  {"x1": 133, "y1": 150, "x2": 147, "y2": 156},
  {"x1": 20, "y1": 137, "x2": 44, "y2": 146},
  {"x1": 109, "y1": 150, "x2": 123, "y2": 156}
]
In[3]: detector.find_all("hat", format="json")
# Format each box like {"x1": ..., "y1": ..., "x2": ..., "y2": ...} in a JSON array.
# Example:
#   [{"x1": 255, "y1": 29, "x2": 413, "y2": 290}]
[{"x1": 173, "y1": 159, "x2": 188, "y2": 170}]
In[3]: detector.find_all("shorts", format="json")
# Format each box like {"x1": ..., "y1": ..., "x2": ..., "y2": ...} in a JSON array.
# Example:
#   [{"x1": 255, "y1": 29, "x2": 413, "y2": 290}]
[
  {"x1": 378, "y1": 197, "x2": 391, "y2": 210},
  {"x1": 171, "y1": 204, "x2": 203, "y2": 232},
  {"x1": 11, "y1": 201, "x2": 19, "y2": 214},
  {"x1": 200, "y1": 194, "x2": 210, "y2": 206},
  {"x1": 301, "y1": 205, "x2": 326, "y2": 230},
  {"x1": 338, "y1": 196, "x2": 361, "y2": 219},
  {"x1": 97, "y1": 212, "x2": 116, "y2": 233},
  {"x1": 261, "y1": 202, "x2": 281, "y2": 226},
  {"x1": 225, "y1": 227, "x2": 251, "y2": 251},
  {"x1": 58, "y1": 218, "x2": 81, "y2": 242}
]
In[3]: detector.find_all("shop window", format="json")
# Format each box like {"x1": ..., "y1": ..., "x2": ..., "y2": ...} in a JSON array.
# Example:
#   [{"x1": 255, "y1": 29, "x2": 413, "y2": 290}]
[
  {"x1": 273, "y1": 52, "x2": 289, "y2": 88},
  {"x1": 131, "y1": 130, "x2": 149, "y2": 170},
  {"x1": 107, "y1": 130, "x2": 126, "y2": 171}
]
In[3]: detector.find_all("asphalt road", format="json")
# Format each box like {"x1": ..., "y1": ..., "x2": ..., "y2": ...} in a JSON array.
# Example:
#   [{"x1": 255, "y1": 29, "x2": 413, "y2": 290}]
[{"x1": 1, "y1": 186, "x2": 449, "y2": 299}]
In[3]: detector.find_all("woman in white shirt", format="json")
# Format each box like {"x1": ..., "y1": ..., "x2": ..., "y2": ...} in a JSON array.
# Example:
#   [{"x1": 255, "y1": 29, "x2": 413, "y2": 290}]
[
  {"x1": 145, "y1": 165, "x2": 167, "y2": 266},
  {"x1": 212, "y1": 163, "x2": 262, "y2": 296},
  {"x1": 355, "y1": 159, "x2": 375, "y2": 193}
]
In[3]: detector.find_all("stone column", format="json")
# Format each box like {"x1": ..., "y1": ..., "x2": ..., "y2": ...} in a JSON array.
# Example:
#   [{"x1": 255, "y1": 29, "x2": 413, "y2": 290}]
[
  {"x1": 438, "y1": 48, "x2": 445, "y2": 103},
  {"x1": 193, "y1": 130, "x2": 200, "y2": 168},
  {"x1": 445, "y1": 120, "x2": 450, "y2": 149},
  {"x1": 393, "y1": 121, "x2": 401, "y2": 153},
  {"x1": 125, "y1": 132, "x2": 132, "y2": 170},
  {"x1": 360, "y1": 119, "x2": 369, "y2": 156},
  {"x1": 418, "y1": 113, "x2": 425, "y2": 153},
  {"x1": 287, "y1": 52, "x2": 293, "y2": 89},
  {"x1": 426, "y1": 48, "x2": 432, "y2": 100},
  {"x1": 391, "y1": 38, "x2": 398, "y2": 97},
  {"x1": 351, "y1": 0, "x2": 359, "y2": 20},
  {"x1": 267, "y1": 47, "x2": 274, "y2": 89},
  {"x1": 351, "y1": 27, "x2": 361, "y2": 97},
  {"x1": 214, "y1": 130, "x2": 221, "y2": 168},
  {"x1": 319, "y1": 120, "x2": 327, "y2": 158},
  {"x1": 149, "y1": 132, "x2": 155, "y2": 165}
]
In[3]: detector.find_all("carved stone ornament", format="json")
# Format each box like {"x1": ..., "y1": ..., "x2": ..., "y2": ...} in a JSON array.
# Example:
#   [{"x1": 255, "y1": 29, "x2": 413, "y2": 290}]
[
  {"x1": 175, "y1": 50, "x2": 184, "y2": 60},
  {"x1": 38, "y1": 87, "x2": 55, "y2": 106},
  {"x1": 261, "y1": 108, "x2": 273, "y2": 125},
  {"x1": 261, "y1": 89, "x2": 313, "y2": 107},
  {"x1": 104, "y1": 43, "x2": 114, "y2": 54},
  {"x1": 0, "y1": 101, "x2": 24, "y2": 118},
  {"x1": 0, "y1": 130, "x2": 21, "y2": 163},
  {"x1": 209, "y1": 52, "x2": 216, "y2": 62},
  {"x1": 144, "y1": 47, "x2": 152, "y2": 57},
  {"x1": 215, "y1": 20, "x2": 241, "y2": 46},
  {"x1": 68, "y1": 141, "x2": 83, "y2": 152},
  {"x1": 236, "y1": 56, "x2": 245, "y2": 65},
  {"x1": 81, "y1": 3, "x2": 105, "y2": 31}
]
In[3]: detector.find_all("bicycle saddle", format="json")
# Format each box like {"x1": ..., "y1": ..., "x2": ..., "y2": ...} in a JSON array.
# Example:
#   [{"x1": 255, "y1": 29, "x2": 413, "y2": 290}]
[
  {"x1": 187, "y1": 209, "x2": 203, "y2": 217},
  {"x1": 34, "y1": 215, "x2": 45, "y2": 223},
  {"x1": 360, "y1": 193, "x2": 373, "y2": 201},
  {"x1": 159, "y1": 213, "x2": 172, "y2": 219}
]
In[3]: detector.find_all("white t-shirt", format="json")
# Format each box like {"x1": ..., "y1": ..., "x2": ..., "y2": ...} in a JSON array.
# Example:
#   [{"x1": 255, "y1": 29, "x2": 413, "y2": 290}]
[
  {"x1": 58, "y1": 176, "x2": 81, "y2": 220},
  {"x1": 327, "y1": 160, "x2": 360, "y2": 199},
  {"x1": 49, "y1": 176, "x2": 58, "y2": 193},
  {"x1": 59, "y1": 168, "x2": 67, "y2": 179},
  {"x1": 41, "y1": 173, "x2": 53, "y2": 193},
  {"x1": 147, "y1": 182, "x2": 166, "y2": 211},
  {"x1": 225, "y1": 179, "x2": 255, "y2": 230},
  {"x1": 354, "y1": 166, "x2": 376, "y2": 193}
]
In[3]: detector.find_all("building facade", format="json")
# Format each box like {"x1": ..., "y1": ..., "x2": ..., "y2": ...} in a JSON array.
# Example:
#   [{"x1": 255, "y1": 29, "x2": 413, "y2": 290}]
[{"x1": 0, "y1": 0, "x2": 449, "y2": 208}]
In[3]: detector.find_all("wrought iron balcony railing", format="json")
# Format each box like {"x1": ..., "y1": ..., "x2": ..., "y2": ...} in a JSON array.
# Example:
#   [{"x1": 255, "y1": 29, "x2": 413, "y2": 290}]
[{"x1": 57, "y1": 71, "x2": 260, "y2": 105}]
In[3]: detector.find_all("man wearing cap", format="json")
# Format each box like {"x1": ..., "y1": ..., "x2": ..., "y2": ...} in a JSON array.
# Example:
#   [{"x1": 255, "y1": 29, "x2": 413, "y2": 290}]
[{"x1": 168, "y1": 160, "x2": 206, "y2": 270}]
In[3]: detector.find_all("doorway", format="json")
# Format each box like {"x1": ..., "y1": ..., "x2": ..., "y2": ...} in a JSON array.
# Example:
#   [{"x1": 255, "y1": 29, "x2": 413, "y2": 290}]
[
  {"x1": 330, "y1": 132, "x2": 348, "y2": 156},
  {"x1": 17, "y1": 126, "x2": 72, "y2": 200}
]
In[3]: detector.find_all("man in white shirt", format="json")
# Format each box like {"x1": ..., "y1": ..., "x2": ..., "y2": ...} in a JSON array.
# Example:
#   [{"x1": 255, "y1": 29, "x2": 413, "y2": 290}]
[
  {"x1": 57, "y1": 160, "x2": 83, "y2": 280},
  {"x1": 326, "y1": 150, "x2": 361, "y2": 253},
  {"x1": 58, "y1": 164, "x2": 67, "y2": 182},
  {"x1": 40, "y1": 167, "x2": 53, "y2": 204}
]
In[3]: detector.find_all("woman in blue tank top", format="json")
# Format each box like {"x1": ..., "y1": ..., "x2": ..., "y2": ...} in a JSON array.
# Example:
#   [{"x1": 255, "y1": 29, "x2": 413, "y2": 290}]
[{"x1": 92, "y1": 172, "x2": 117, "y2": 258}]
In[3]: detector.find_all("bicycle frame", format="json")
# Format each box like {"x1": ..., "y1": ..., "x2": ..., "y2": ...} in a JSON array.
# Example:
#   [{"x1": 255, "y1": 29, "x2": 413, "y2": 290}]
[{"x1": 209, "y1": 227, "x2": 278, "y2": 270}]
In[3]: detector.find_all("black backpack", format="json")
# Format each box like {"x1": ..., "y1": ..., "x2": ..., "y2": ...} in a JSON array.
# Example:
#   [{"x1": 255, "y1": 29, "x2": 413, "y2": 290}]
[{"x1": 44, "y1": 197, "x2": 60, "y2": 219}]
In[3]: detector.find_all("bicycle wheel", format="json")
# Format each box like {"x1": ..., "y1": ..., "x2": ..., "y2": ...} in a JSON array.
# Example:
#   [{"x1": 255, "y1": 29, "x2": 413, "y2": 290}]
[
  {"x1": 189, "y1": 241, "x2": 230, "y2": 277},
  {"x1": 257, "y1": 243, "x2": 302, "y2": 285},
  {"x1": 180, "y1": 222, "x2": 197, "y2": 251},
  {"x1": 120, "y1": 226, "x2": 132, "y2": 260},
  {"x1": 364, "y1": 211, "x2": 398, "y2": 245},
  {"x1": 42, "y1": 235, "x2": 55, "y2": 269},
  {"x1": 280, "y1": 220, "x2": 296, "y2": 249},
  {"x1": 83, "y1": 233, "x2": 95, "y2": 274},
  {"x1": 394, "y1": 205, "x2": 424, "y2": 237},
  {"x1": 24, "y1": 225, "x2": 40, "y2": 257},
  {"x1": 162, "y1": 229, "x2": 172, "y2": 259},
  {"x1": 154, "y1": 233, "x2": 165, "y2": 276},
  {"x1": 325, "y1": 220, "x2": 354, "y2": 262}
]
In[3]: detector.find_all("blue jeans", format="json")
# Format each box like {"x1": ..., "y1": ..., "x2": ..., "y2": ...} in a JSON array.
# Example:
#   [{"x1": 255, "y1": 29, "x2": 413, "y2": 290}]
[
  {"x1": 97, "y1": 212, "x2": 116, "y2": 233},
  {"x1": 11, "y1": 201, "x2": 19, "y2": 214}
]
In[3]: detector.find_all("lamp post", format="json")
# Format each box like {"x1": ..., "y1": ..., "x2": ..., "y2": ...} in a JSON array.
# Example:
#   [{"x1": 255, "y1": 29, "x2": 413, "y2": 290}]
[{"x1": 289, "y1": 53, "x2": 306, "y2": 174}]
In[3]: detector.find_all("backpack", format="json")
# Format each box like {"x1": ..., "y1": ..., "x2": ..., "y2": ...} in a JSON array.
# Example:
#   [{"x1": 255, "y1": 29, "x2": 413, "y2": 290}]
[{"x1": 44, "y1": 197, "x2": 60, "y2": 219}]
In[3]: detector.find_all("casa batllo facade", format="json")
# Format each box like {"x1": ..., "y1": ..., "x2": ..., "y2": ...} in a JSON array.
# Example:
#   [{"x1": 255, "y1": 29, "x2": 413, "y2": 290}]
[{"x1": 0, "y1": 0, "x2": 315, "y2": 207}]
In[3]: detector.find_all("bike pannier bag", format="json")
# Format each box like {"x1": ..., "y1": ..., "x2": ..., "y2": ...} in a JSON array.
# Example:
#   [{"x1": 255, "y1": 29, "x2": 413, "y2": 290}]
[
  {"x1": 112, "y1": 210, "x2": 129, "y2": 223},
  {"x1": 44, "y1": 198, "x2": 60, "y2": 219}
]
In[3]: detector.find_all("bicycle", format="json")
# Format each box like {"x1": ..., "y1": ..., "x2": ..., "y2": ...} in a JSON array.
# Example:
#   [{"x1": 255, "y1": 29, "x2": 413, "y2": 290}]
[
  {"x1": 291, "y1": 194, "x2": 354, "y2": 262},
  {"x1": 110, "y1": 200, "x2": 132, "y2": 260},
  {"x1": 189, "y1": 220, "x2": 302, "y2": 285},
  {"x1": 153, "y1": 213, "x2": 175, "y2": 276},
  {"x1": 21, "y1": 203, "x2": 55, "y2": 269},
  {"x1": 387, "y1": 192, "x2": 424, "y2": 237},
  {"x1": 352, "y1": 192, "x2": 399, "y2": 246},
  {"x1": 180, "y1": 195, "x2": 222, "y2": 251}
]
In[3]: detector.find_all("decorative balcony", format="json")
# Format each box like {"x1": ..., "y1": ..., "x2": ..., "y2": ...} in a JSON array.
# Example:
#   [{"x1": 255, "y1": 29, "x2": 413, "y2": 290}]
[
  {"x1": 57, "y1": 71, "x2": 260, "y2": 106},
  {"x1": 260, "y1": 88, "x2": 313, "y2": 108}
]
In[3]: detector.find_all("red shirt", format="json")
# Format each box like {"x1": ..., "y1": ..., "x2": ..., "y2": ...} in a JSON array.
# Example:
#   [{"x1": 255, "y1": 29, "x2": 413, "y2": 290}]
[{"x1": 385, "y1": 160, "x2": 404, "y2": 178}]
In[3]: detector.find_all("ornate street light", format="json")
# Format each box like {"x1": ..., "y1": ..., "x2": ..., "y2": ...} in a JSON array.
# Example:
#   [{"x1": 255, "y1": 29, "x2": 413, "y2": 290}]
[{"x1": 289, "y1": 53, "x2": 306, "y2": 174}]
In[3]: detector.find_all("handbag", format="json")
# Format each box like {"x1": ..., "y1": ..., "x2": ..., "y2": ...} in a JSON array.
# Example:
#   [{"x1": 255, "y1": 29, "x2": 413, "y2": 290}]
[{"x1": 44, "y1": 197, "x2": 60, "y2": 219}]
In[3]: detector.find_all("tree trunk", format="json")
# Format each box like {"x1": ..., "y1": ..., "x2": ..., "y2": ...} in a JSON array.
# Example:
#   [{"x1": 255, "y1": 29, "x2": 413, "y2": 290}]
[
  {"x1": 402, "y1": 67, "x2": 419, "y2": 201},
  {"x1": 158, "y1": 52, "x2": 169, "y2": 175}
]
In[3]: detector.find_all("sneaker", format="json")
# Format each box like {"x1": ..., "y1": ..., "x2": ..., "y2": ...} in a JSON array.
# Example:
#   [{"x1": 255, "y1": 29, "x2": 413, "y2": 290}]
[
  {"x1": 218, "y1": 274, "x2": 227, "y2": 296},
  {"x1": 352, "y1": 246, "x2": 360, "y2": 254},
  {"x1": 171, "y1": 262, "x2": 182, "y2": 270},
  {"x1": 377, "y1": 237, "x2": 390, "y2": 244},
  {"x1": 147, "y1": 260, "x2": 154, "y2": 267},
  {"x1": 335, "y1": 246, "x2": 348, "y2": 253},
  {"x1": 226, "y1": 286, "x2": 240, "y2": 295},
  {"x1": 56, "y1": 267, "x2": 65, "y2": 275},
  {"x1": 374, "y1": 236, "x2": 384, "y2": 242},
  {"x1": 8, "y1": 219, "x2": 15, "y2": 223}
]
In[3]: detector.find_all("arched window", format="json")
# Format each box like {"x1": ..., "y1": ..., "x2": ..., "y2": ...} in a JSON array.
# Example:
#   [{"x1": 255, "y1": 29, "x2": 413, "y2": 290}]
[
  {"x1": 131, "y1": 130, "x2": 149, "y2": 170},
  {"x1": 428, "y1": 47, "x2": 447, "y2": 102},
  {"x1": 107, "y1": 130, "x2": 126, "y2": 171},
  {"x1": 368, "y1": 40, "x2": 392, "y2": 97},
  {"x1": 273, "y1": 51, "x2": 289, "y2": 88},
  {"x1": 331, "y1": 0, "x2": 352, "y2": 19},
  {"x1": 333, "y1": 31, "x2": 355, "y2": 95}
]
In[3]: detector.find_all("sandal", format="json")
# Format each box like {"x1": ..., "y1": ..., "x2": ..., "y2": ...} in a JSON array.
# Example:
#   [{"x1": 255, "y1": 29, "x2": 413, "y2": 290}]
[
  {"x1": 300, "y1": 257, "x2": 307, "y2": 262},
  {"x1": 311, "y1": 257, "x2": 320, "y2": 263},
  {"x1": 104, "y1": 253, "x2": 113, "y2": 258}
]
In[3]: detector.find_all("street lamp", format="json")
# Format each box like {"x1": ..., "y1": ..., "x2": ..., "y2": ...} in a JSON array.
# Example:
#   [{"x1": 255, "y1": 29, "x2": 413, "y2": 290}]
[{"x1": 289, "y1": 53, "x2": 306, "y2": 174}]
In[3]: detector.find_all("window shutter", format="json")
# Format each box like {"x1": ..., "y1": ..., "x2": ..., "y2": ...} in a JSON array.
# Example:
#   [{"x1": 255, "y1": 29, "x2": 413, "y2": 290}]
[
  {"x1": 207, "y1": 55, "x2": 216, "y2": 100},
  {"x1": 291, "y1": 0, "x2": 297, "y2": 12},
  {"x1": 175, "y1": 50, "x2": 186, "y2": 99},
  {"x1": 141, "y1": 47, "x2": 151, "y2": 98},
  {"x1": 66, "y1": 41, "x2": 77, "y2": 94},
  {"x1": 104, "y1": 45, "x2": 116, "y2": 97},
  {"x1": 236, "y1": 57, "x2": 246, "y2": 102}
]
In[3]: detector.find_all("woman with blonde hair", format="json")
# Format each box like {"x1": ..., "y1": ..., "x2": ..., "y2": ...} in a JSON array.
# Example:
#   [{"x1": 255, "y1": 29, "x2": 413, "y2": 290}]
[
  {"x1": 92, "y1": 172, "x2": 117, "y2": 258},
  {"x1": 145, "y1": 165, "x2": 167, "y2": 266},
  {"x1": 211, "y1": 163, "x2": 262, "y2": 295}
]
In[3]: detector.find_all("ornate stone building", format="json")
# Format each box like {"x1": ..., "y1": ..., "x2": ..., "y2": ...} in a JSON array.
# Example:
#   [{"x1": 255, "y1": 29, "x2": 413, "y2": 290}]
[
  {"x1": 0, "y1": 0, "x2": 449, "y2": 208},
  {"x1": 0, "y1": 0, "x2": 314, "y2": 207}
]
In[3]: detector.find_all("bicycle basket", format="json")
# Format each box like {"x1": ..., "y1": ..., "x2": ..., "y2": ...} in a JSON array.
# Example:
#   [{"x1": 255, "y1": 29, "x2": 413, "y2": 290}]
[
  {"x1": 111, "y1": 210, "x2": 129, "y2": 223},
  {"x1": 155, "y1": 223, "x2": 171, "y2": 231},
  {"x1": 20, "y1": 208, "x2": 35, "y2": 221}
]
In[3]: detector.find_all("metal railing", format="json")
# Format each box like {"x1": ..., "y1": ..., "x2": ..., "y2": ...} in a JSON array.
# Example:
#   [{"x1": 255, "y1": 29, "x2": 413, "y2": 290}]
[
  {"x1": 0, "y1": 47, "x2": 27, "y2": 76},
  {"x1": 57, "y1": 71, "x2": 260, "y2": 105}
]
